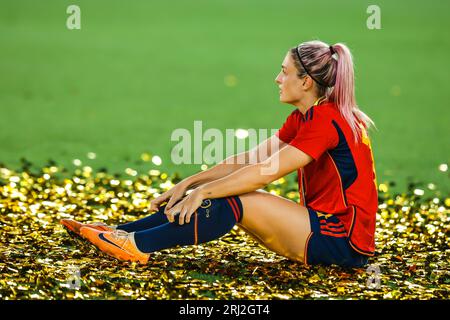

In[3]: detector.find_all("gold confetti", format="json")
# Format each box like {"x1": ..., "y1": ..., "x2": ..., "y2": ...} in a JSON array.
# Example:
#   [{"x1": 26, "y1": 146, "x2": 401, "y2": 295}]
[
  {"x1": 224, "y1": 75, "x2": 238, "y2": 87},
  {"x1": 0, "y1": 158, "x2": 448, "y2": 300},
  {"x1": 152, "y1": 156, "x2": 162, "y2": 166},
  {"x1": 87, "y1": 152, "x2": 96, "y2": 160},
  {"x1": 140, "y1": 153, "x2": 151, "y2": 162}
]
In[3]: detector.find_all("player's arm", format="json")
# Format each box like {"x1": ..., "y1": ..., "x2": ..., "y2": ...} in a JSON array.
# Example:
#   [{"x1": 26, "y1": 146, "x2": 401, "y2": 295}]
[
  {"x1": 150, "y1": 135, "x2": 286, "y2": 211},
  {"x1": 197, "y1": 144, "x2": 312, "y2": 199},
  {"x1": 164, "y1": 144, "x2": 313, "y2": 221},
  {"x1": 186, "y1": 135, "x2": 287, "y2": 188}
]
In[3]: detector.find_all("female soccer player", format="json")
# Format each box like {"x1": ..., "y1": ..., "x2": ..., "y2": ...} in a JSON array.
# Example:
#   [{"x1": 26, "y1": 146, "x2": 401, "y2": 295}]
[{"x1": 61, "y1": 40, "x2": 377, "y2": 268}]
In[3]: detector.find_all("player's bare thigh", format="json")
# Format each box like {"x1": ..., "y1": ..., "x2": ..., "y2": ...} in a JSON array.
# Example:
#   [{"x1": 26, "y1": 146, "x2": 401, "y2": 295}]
[{"x1": 236, "y1": 190, "x2": 311, "y2": 262}]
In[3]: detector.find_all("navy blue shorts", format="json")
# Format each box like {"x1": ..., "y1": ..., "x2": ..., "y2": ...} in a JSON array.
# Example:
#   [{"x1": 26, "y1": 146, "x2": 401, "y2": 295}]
[{"x1": 305, "y1": 208, "x2": 369, "y2": 268}]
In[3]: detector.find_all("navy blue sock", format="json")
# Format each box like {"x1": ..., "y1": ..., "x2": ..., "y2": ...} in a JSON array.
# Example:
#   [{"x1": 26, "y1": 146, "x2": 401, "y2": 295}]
[
  {"x1": 117, "y1": 202, "x2": 175, "y2": 232},
  {"x1": 133, "y1": 196, "x2": 243, "y2": 253}
]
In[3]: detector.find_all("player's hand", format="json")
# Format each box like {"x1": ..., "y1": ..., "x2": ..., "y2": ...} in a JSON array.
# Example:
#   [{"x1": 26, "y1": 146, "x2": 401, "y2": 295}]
[
  {"x1": 163, "y1": 181, "x2": 191, "y2": 214},
  {"x1": 149, "y1": 181, "x2": 190, "y2": 213},
  {"x1": 165, "y1": 188, "x2": 205, "y2": 225}
]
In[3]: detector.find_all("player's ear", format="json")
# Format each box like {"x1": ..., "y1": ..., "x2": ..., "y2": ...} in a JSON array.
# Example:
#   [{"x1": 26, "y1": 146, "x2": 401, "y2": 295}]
[{"x1": 300, "y1": 75, "x2": 313, "y2": 90}]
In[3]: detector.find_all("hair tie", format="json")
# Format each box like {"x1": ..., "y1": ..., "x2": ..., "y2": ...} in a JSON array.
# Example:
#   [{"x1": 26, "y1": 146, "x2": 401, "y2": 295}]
[{"x1": 329, "y1": 45, "x2": 335, "y2": 55}]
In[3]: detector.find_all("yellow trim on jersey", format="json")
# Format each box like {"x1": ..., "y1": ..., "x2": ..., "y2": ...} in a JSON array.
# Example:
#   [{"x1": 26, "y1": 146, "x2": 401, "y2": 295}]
[
  {"x1": 313, "y1": 96, "x2": 327, "y2": 106},
  {"x1": 316, "y1": 211, "x2": 333, "y2": 219}
]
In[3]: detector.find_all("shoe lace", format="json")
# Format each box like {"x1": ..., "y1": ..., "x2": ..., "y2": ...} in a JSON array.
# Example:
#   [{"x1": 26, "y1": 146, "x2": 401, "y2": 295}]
[
  {"x1": 91, "y1": 222, "x2": 107, "y2": 227},
  {"x1": 111, "y1": 229, "x2": 130, "y2": 241}
]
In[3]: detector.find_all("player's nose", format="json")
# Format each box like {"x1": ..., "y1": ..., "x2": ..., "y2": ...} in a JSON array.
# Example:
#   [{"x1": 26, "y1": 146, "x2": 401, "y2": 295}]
[{"x1": 275, "y1": 74, "x2": 282, "y2": 84}]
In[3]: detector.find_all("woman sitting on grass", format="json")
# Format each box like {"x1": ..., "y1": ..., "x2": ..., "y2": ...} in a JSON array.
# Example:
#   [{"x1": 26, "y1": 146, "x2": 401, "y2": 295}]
[{"x1": 61, "y1": 40, "x2": 377, "y2": 268}]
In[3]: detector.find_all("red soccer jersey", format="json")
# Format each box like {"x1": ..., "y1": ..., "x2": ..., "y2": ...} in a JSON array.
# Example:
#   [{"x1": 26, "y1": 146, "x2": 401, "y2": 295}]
[{"x1": 275, "y1": 101, "x2": 378, "y2": 256}]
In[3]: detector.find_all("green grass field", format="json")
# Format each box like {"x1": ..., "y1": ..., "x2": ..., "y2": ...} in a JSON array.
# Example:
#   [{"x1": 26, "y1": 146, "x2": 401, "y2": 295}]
[{"x1": 1, "y1": 0, "x2": 449, "y2": 193}]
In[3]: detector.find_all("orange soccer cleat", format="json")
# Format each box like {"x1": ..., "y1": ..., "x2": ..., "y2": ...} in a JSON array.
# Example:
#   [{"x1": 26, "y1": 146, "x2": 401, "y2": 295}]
[
  {"x1": 80, "y1": 227, "x2": 150, "y2": 264},
  {"x1": 60, "y1": 219, "x2": 115, "y2": 238}
]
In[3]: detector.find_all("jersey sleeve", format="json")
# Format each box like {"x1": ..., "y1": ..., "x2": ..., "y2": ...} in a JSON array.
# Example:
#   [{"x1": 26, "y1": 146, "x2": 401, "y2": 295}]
[
  {"x1": 275, "y1": 109, "x2": 300, "y2": 143},
  {"x1": 288, "y1": 108, "x2": 339, "y2": 161}
]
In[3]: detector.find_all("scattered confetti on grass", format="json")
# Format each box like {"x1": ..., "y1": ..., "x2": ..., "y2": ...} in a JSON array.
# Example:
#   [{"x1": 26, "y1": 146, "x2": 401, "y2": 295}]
[{"x1": 0, "y1": 159, "x2": 448, "y2": 299}]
